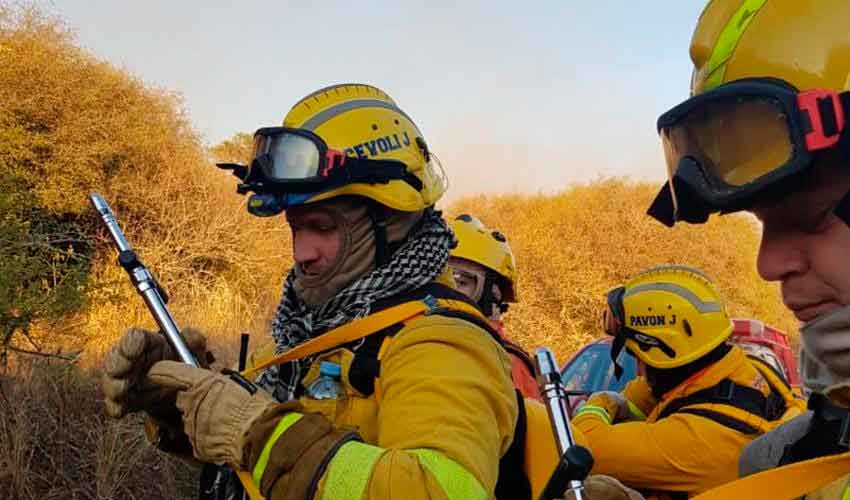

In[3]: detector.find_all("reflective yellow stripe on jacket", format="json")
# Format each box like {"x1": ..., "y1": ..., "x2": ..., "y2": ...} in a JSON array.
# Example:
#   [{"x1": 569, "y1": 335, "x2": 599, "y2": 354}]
[{"x1": 316, "y1": 443, "x2": 487, "y2": 500}]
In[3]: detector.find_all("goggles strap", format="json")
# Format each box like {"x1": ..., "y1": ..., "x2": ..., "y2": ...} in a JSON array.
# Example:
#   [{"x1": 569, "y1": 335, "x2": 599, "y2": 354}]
[
  {"x1": 799, "y1": 90, "x2": 850, "y2": 152},
  {"x1": 606, "y1": 286, "x2": 628, "y2": 379},
  {"x1": 610, "y1": 333, "x2": 627, "y2": 380},
  {"x1": 328, "y1": 158, "x2": 410, "y2": 186}
]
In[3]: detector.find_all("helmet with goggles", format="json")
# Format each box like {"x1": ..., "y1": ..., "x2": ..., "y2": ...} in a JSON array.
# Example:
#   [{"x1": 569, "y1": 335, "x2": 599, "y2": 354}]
[
  {"x1": 603, "y1": 266, "x2": 733, "y2": 375},
  {"x1": 218, "y1": 84, "x2": 447, "y2": 216},
  {"x1": 647, "y1": 0, "x2": 850, "y2": 227},
  {"x1": 449, "y1": 214, "x2": 517, "y2": 313}
]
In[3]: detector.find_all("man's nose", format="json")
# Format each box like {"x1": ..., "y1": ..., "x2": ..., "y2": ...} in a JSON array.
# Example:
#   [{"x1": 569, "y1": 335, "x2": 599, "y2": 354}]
[
  {"x1": 292, "y1": 232, "x2": 320, "y2": 266},
  {"x1": 757, "y1": 227, "x2": 808, "y2": 282}
]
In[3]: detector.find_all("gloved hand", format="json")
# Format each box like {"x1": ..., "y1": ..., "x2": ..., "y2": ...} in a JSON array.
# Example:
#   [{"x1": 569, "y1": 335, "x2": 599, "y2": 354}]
[
  {"x1": 102, "y1": 327, "x2": 210, "y2": 419},
  {"x1": 582, "y1": 391, "x2": 631, "y2": 423},
  {"x1": 563, "y1": 475, "x2": 646, "y2": 500},
  {"x1": 146, "y1": 361, "x2": 278, "y2": 467},
  {"x1": 146, "y1": 361, "x2": 359, "y2": 498},
  {"x1": 621, "y1": 377, "x2": 656, "y2": 420}
]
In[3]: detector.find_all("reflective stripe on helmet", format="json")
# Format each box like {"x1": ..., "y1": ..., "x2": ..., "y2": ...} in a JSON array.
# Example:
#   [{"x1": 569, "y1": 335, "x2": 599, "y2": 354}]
[
  {"x1": 301, "y1": 99, "x2": 419, "y2": 134},
  {"x1": 624, "y1": 282, "x2": 721, "y2": 314},
  {"x1": 703, "y1": 0, "x2": 769, "y2": 90}
]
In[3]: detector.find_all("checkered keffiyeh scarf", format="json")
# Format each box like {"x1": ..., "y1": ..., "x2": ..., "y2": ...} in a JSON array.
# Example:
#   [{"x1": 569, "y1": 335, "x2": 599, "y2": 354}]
[{"x1": 255, "y1": 208, "x2": 454, "y2": 401}]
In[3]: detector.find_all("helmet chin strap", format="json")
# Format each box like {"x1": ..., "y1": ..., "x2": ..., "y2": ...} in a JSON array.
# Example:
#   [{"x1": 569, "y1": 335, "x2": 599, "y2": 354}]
[{"x1": 366, "y1": 202, "x2": 389, "y2": 269}]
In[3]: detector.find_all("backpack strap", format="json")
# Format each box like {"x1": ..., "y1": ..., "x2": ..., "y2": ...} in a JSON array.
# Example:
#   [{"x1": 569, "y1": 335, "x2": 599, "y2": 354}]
[
  {"x1": 240, "y1": 300, "x2": 432, "y2": 379},
  {"x1": 656, "y1": 353, "x2": 803, "y2": 435},
  {"x1": 351, "y1": 284, "x2": 504, "y2": 398},
  {"x1": 242, "y1": 282, "x2": 497, "y2": 380},
  {"x1": 657, "y1": 378, "x2": 782, "y2": 435}
]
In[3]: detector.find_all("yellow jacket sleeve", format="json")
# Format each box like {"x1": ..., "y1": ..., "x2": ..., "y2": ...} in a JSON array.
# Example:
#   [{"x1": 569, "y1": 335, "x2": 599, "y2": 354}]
[
  {"x1": 573, "y1": 411, "x2": 752, "y2": 494},
  {"x1": 315, "y1": 314, "x2": 518, "y2": 500}
]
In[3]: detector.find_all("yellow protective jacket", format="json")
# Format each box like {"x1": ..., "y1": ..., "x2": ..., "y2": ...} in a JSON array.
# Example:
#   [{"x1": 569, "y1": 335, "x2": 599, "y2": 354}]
[
  {"x1": 242, "y1": 275, "x2": 518, "y2": 500},
  {"x1": 573, "y1": 346, "x2": 803, "y2": 498}
]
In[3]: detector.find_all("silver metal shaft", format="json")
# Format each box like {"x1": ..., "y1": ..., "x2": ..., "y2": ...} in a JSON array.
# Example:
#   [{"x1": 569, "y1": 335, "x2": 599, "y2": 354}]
[
  {"x1": 90, "y1": 193, "x2": 199, "y2": 367},
  {"x1": 535, "y1": 347, "x2": 585, "y2": 500}
]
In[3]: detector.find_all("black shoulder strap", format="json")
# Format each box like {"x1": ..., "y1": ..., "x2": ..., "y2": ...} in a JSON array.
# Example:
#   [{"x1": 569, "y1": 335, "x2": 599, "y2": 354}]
[
  {"x1": 779, "y1": 393, "x2": 850, "y2": 465},
  {"x1": 658, "y1": 378, "x2": 782, "y2": 434},
  {"x1": 496, "y1": 391, "x2": 532, "y2": 500}
]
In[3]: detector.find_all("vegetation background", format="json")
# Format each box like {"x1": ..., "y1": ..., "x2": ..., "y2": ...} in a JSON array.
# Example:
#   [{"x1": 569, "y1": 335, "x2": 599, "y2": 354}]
[{"x1": 0, "y1": 5, "x2": 795, "y2": 499}]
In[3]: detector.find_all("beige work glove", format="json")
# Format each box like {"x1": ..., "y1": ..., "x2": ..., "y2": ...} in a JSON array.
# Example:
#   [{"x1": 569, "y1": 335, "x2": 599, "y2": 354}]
[
  {"x1": 102, "y1": 327, "x2": 210, "y2": 419},
  {"x1": 564, "y1": 475, "x2": 646, "y2": 500},
  {"x1": 146, "y1": 360, "x2": 278, "y2": 468}
]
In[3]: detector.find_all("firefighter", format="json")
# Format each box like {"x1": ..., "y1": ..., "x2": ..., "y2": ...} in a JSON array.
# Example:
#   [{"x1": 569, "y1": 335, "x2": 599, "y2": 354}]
[
  {"x1": 646, "y1": 1, "x2": 850, "y2": 498},
  {"x1": 102, "y1": 83, "x2": 519, "y2": 500},
  {"x1": 572, "y1": 265, "x2": 802, "y2": 498},
  {"x1": 448, "y1": 214, "x2": 540, "y2": 401}
]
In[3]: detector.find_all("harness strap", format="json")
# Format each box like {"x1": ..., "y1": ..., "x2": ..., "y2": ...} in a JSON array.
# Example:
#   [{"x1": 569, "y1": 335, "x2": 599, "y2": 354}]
[
  {"x1": 242, "y1": 283, "x2": 492, "y2": 380},
  {"x1": 691, "y1": 451, "x2": 850, "y2": 500},
  {"x1": 656, "y1": 354, "x2": 800, "y2": 435},
  {"x1": 241, "y1": 301, "x2": 430, "y2": 379},
  {"x1": 658, "y1": 379, "x2": 773, "y2": 421}
]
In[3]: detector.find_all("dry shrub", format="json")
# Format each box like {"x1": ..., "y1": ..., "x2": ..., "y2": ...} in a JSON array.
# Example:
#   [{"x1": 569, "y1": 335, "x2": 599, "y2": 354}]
[
  {"x1": 0, "y1": 360, "x2": 196, "y2": 500},
  {"x1": 448, "y1": 178, "x2": 796, "y2": 362},
  {"x1": 0, "y1": 3, "x2": 290, "y2": 364}
]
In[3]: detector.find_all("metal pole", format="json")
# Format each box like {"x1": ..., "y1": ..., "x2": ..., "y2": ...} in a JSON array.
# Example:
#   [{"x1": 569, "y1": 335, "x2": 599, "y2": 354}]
[
  {"x1": 535, "y1": 347, "x2": 586, "y2": 500},
  {"x1": 90, "y1": 194, "x2": 198, "y2": 367}
]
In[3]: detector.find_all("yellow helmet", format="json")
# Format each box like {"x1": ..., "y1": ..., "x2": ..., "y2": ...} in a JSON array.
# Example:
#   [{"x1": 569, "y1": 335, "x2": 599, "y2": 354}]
[
  {"x1": 449, "y1": 214, "x2": 517, "y2": 302},
  {"x1": 604, "y1": 266, "x2": 733, "y2": 370},
  {"x1": 219, "y1": 84, "x2": 448, "y2": 216},
  {"x1": 690, "y1": 0, "x2": 850, "y2": 95},
  {"x1": 281, "y1": 83, "x2": 446, "y2": 211}
]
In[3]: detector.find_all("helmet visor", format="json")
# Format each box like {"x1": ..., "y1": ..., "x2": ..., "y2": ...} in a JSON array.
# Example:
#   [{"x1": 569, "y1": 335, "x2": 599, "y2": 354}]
[{"x1": 661, "y1": 95, "x2": 795, "y2": 189}]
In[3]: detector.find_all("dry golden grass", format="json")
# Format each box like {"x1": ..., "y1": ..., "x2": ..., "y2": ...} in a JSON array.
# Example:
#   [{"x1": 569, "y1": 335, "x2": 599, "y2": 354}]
[
  {"x1": 448, "y1": 178, "x2": 797, "y2": 363},
  {"x1": 0, "y1": 359, "x2": 197, "y2": 500}
]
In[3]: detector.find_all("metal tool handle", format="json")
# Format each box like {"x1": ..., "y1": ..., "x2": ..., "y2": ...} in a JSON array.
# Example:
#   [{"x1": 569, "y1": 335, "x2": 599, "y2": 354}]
[
  {"x1": 535, "y1": 347, "x2": 589, "y2": 500},
  {"x1": 90, "y1": 193, "x2": 199, "y2": 367}
]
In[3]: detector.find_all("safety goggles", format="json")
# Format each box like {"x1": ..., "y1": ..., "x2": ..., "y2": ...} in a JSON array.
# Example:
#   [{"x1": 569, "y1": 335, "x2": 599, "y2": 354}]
[
  {"x1": 217, "y1": 127, "x2": 415, "y2": 196},
  {"x1": 451, "y1": 267, "x2": 487, "y2": 303},
  {"x1": 649, "y1": 78, "x2": 850, "y2": 226},
  {"x1": 603, "y1": 286, "x2": 675, "y2": 378}
]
